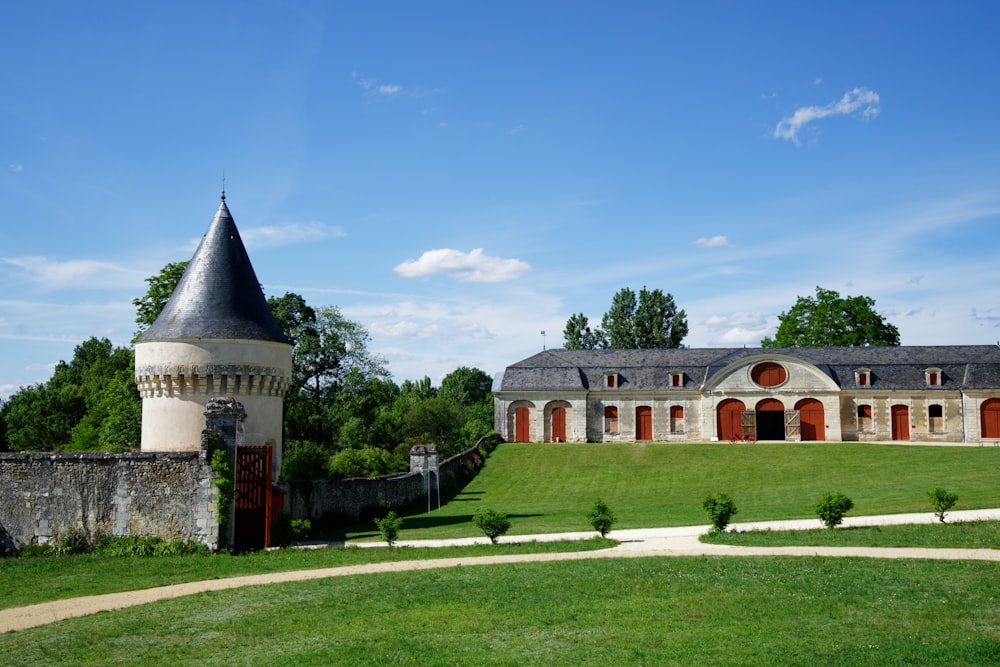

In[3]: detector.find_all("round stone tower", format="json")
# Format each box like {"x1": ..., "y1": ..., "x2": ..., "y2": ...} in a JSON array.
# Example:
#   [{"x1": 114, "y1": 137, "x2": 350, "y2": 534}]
[{"x1": 134, "y1": 194, "x2": 292, "y2": 478}]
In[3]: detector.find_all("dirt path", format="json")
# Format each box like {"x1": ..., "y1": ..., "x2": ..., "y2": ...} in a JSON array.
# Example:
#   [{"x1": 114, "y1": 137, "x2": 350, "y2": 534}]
[{"x1": 3, "y1": 508, "x2": 999, "y2": 634}]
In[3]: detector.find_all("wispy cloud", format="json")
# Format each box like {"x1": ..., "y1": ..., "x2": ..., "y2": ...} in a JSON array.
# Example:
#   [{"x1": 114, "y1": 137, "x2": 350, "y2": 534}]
[
  {"x1": 0, "y1": 256, "x2": 146, "y2": 290},
  {"x1": 694, "y1": 235, "x2": 732, "y2": 248},
  {"x1": 774, "y1": 87, "x2": 881, "y2": 144},
  {"x1": 394, "y1": 248, "x2": 531, "y2": 282},
  {"x1": 352, "y1": 72, "x2": 407, "y2": 97},
  {"x1": 9, "y1": 163, "x2": 23, "y2": 173},
  {"x1": 240, "y1": 222, "x2": 345, "y2": 249}
]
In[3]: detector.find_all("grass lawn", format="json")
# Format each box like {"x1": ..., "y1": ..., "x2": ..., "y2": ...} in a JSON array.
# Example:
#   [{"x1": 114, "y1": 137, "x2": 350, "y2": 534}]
[
  {"x1": 334, "y1": 442, "x2": 1000, "y2": 541},
  {"x1": 2, "y1": 557, "x2": 998, "y2": 665},
  {"x1": 702, "y1": 519, "x2": 1000, "y2": 549},
  {"x1": 0, "y1": 538, "x2": 614, "y2": 611}
]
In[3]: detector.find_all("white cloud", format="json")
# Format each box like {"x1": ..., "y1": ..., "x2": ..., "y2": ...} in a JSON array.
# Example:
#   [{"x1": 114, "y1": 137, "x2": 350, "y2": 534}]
[
  {"x1": 394, "y1": 248, "x2": 531, "y2": 282},
  {"x1": 0, "y1": 256, "x2": 146, "y2": 290},
  {"x1": 694, "y1": 235, "x2": 732, "y2": 248},
  {"x1": 240, "y1": 222, "x2": 345, "y2": 249},
  {"x1": 9, "y1": 163, "x2": 23, "y2": 173},
  {"x1": 378, "y1": 84, "x2": 402, "y2": 95},
  {"x1": 774, "y1": 87, "x2": 881, "y2": 144}
]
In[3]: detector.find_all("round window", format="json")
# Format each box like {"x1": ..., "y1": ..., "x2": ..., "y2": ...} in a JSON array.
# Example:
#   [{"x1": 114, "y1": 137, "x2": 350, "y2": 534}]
[{"x1": 751, "y1": 362, "x2": 787, "y2": 388}]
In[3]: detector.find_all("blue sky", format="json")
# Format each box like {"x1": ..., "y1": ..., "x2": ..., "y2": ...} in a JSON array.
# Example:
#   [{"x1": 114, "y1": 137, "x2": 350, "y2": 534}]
[{"x1": 3, "y1": 1, "x2": 1000, "y2": 398}]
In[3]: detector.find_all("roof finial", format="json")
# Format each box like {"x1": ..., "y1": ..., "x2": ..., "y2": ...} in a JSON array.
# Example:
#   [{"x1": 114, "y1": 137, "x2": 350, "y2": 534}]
[{"x1": 221, "y1": 171, "x2": 226, "y2": 201}]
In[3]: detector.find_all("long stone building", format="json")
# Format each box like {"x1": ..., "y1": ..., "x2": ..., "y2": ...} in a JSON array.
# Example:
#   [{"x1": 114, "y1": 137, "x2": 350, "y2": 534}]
[{"x1": 493, "y1": 346, "x2": 1000, "y2": 444}]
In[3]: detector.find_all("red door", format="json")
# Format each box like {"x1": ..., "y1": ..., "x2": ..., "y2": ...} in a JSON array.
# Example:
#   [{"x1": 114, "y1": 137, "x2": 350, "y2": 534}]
[
  {"x1": 636, "y1": 406, "x2": 652, "y2": 441},
  {"x1": 891, "y1": 405, "x2": 910, "y2": 441},
  {"x1": 717, "y1": 399, "x2": 746, "y2": 441},
  {"x1": 982, "y1": 399, "x2": 1000, "y2": 438},
  {"x1": 551, "y1": 407, "x2": 566, "y2": 442},
  {"x1": 796, "y1": 398, "x2": 825, "y2": 441},
  {"x1": 514, "y1": 407, "x2": 530, "y2": 442}
]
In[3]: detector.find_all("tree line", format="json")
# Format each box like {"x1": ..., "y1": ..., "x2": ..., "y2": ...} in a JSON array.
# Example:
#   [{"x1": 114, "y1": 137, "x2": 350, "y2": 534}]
[{"x1": 0, "y1": 262, "x2": 496, "y2": 483}]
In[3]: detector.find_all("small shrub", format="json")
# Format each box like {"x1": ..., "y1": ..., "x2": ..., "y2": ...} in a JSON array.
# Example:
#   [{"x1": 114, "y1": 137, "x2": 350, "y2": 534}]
[
  {"x1": 291, "y1": 518, "x2": 311, "y2": 541},
  {"x1": 928, "y1": 487, "x2": 959, "y2": 523},
  {"x1": 702, "y1": 492, "x2": 738, "y2": 533},
  {"x1": 17, "y1": 543, "x2": 53, "y2": 558},
  {"x1": 815, "y1": 492, "x2": 854, "y2": 529},
  {"x1": 473, "y1": 508, "x2": 511, "y2": 544},
  {"x1": 587, "y1": 499, "x2": 617, "y2": 537},
  {"x1": 270, "y1": 512, "x2": 295, "y2": 548},
  {"x1": 374, "y1": 511, "x2": 404, "y2": 546},
  {"x1": 50, "y1": 527, "x2": 91, "y2": 555}
]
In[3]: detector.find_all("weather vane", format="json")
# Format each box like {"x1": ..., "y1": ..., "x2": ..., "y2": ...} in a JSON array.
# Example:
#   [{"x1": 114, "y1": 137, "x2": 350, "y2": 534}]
[{"x1": 541, "y1": 330, "x2": 546, "y2": 350}]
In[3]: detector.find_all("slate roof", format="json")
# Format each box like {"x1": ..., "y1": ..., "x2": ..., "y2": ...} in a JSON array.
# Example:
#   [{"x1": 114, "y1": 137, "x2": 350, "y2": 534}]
[
  {"x1": 497, "y1": 346, "x2": 1000, "y2": 392},
  {"x1": 137, "y1": 197, "x2": 291, "y2": 344}
]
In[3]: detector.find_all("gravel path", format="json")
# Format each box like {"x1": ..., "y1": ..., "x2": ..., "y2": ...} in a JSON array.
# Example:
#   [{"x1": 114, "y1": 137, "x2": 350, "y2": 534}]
[{"x1": 3, "y1": 508, "x2": 999, "y2": 634}]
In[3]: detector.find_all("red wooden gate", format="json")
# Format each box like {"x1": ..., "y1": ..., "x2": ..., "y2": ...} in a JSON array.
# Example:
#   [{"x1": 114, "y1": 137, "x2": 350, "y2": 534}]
[
  {"x1": 796, "y1": 398, "x2": 825, "y2": 441},
  {"x1": 891, "y1": 405, "x2": 910, "y2": 441},
  {"x1": 551, "y1": 407, "x2": 566, "y2": 442},
  {"x1": 514, "y1": 407, "x2": 530, "y2": 442},
  {"x1": 982, "y1": 399, "x2": 1000, "y2": 439},
  {"x1": 636, "y1": 406, "x2": 652, "y2": 441},
  {"x1": 235, "y1": 446, "x2": 273, "y2": 551}
]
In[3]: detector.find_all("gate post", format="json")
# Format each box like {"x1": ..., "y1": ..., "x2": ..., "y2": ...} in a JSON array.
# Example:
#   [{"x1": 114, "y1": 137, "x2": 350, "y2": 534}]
[{"x1": 205, "y1": 397, "x2": 246, "y2": 549}]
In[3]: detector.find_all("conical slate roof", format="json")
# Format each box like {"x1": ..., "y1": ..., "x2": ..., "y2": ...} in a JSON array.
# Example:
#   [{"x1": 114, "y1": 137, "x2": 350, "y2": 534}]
[{"x1": 137, "y1": 196, "x2": 290, "y2": 344}]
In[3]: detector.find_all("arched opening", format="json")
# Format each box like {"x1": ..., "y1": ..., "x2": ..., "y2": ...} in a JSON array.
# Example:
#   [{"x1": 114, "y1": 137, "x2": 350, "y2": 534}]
[
  {"x1": 550, "y1": 406, "x2": 566, "y2": 442},
  {"x1": 751, "y1": 362, "x2": 787, "y2": 387},
  {"x1": 717, "y1": 399, "x2": 746, "y2": 441},
  {"x1": 513, "y1": 406, "x2": 531, "y2": 442},
  {"x1": 982, "y1": 399, "x2": 1000, "y2": 439},
  {"x1": 636, "y1": 406, "x2": 652, "y2": 441},
  {"x1": 755, "y1": 398, "x2": 785, "y2": 440},
  {"x1": 604, "y1": 406, "x2": 619, "y2": 434},
  {"x1": 670, "y1": 405, "x2": 684, "y2": 433},
  {"x1": 796, "y1": 398, "x2": 825, "y2": 441},
  {"x1": 891, "y1": 404, "x2": 910, "y2": 441}
]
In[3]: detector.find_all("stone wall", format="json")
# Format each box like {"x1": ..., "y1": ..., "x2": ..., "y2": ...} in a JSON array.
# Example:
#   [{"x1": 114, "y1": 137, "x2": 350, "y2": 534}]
[
  {"x1": 0, "y1": 451, "x2": 218, "y2": 553},
  {"x1": 290, "y1": 436, "x2": 502, "y2": 523}
]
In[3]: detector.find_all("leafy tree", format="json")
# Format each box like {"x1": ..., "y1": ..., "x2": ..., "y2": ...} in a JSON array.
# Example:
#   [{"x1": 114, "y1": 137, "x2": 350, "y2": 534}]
[
  {"x1": 762, "y1": 286, "x2": 900, "y2": 347},
  {"x1": 601, "y1": 288, "x2": 639, "y2": 349},
  {"x1": 280, "y1": 440, "x2": 329, "y2": 517},
  {"x1": 374, "y1": 511, "x2": 404, "y2": 546},
  {"x1": 97, "y1": 371, "x2": 142, "y2": 451},
  {"x1": 563, "y1": 313, "x2": 605, "y2": 350},
  {"x1": 438, "y1": 367, "x2": 493, "y2": 408},
  {"x1": 568, "y1": 287, "x2": 688, "y2": 350},
  {"x1": 327, "y1": 446, "x2": 396, "y2": 479},
  {"x1": 404, "y1": 398, "x2": 464, "y2": 455},
  {"x1": 132, "y1": 261, "x2": 188, "y2": 337},
  {"x1": 400, "y1": 376, "x2": 436, "y2": 401}
]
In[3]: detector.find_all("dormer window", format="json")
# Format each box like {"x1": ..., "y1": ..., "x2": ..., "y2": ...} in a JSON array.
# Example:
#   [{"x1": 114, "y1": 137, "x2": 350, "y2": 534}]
[
  {"x1": 855, "y1": 368, "x2": 871, "y2": 387},
  {"x1": 671, "y1": 371, "x2": 683, "y2": 388},
  {"x1": 925, "y1": 368, "x2": 942, "y2": 387},
  {"x1": 605, "y1": 372, "x2": 618, "y2": 388}
]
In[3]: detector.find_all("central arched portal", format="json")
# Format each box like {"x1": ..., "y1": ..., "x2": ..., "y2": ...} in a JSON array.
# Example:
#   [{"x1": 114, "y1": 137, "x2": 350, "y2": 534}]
[
  {"x1": 756, "y1": 398, "x2": 786, "y2": 440},
  {"x1": 551, "y1": 407, "x2": 566, "y2": 442}
]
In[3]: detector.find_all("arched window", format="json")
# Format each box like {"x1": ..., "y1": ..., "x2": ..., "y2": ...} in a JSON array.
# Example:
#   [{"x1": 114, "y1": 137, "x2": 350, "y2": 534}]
[
  {"x1": 670, "y1": 405, "x2": 684, "y2": 433},
  {"x1": 857, "y1": 404, "x2": 873, "y2": 433},
  {"x1": 928, "y1": 404, "x2": 943, "y2": 434},
  {"x1": 604, "y1": 406, "x2": 619, "y2": 434}
]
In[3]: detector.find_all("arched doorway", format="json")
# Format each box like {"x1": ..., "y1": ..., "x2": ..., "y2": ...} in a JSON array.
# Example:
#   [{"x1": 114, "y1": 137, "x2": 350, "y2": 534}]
[
  {"x1": 891, "y1": 404, "x2": 910, "y2": 441},
  {"x1": 551, "y1": 407, "x2": 566, "y2": 442},
  {"x1": 636, "y1": 406, "x2": 652, "y2": 441},
  {"x1": 796, "y1": 398, "x2": 825, "y2": 441},
  {"x1": 982, "y1": 399, "x2": 1000, "y2": 439},
  {"x1": 756, "y1": 398, "x2": 785, "y2": 440},
  {"x1": 514, "y1": 406, "x2": 531, "y2": 442},
  {"x1": 717, "y1": 399, "x2": 746, "y2": 441}
]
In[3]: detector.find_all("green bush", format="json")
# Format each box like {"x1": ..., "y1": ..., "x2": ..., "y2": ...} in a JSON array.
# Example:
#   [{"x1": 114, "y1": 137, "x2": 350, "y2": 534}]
[
  {"x1": 702, "y1": 492, "x2": 739, "y2": 533},
  {"x1": 814, "y1": 492, "x2": 854, "y2": 529},
  {"x1": 928, "y1": 487, "x2": 959, "y2": 523},
  {"x1": 374, "y1": 511, "x2": 404, "y2": 546},
  {"x1": 586, "y1": 499, "x2": 617, "y2": 537},
  {"x1": 473, "y1": 508, "x2": 511, "y2": 544},
  {"x1": 50, "y1": 527, "x2": 91, "y2": 555},
  {"x1": 327, "y1": 446, "x2": 396, "y2": 479}
]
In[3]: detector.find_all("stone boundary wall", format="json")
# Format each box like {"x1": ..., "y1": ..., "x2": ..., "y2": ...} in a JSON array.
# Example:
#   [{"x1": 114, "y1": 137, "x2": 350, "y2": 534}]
[
  {"x1": 0, "y1": 451, "x2": 218, "y2": 553},
  {"x1": 292, "y1": 435, "x2": 503, "y2": 523}
]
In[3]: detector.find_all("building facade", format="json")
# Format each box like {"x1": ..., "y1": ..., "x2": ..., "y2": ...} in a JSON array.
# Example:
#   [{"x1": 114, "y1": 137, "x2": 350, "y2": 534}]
[{"x1": 493, "y1": 346, "x2": 1000, "y2": 444}]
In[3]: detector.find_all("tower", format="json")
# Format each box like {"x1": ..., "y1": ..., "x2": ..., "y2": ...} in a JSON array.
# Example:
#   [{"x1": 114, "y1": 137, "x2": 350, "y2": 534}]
[{"x1": 134, "y1": 194, "x2": 292, "y2": 479}]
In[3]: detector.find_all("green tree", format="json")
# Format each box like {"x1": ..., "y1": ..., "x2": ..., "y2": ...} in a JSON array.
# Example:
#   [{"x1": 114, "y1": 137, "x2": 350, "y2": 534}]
[
  {"x1": 438, "y1": 367, "x2": 493, "y2": 408},
  {"x1": 404, "y1": 398, "x2": 464, "y2": 455},
  {"x1": 132, "y1": 261, "x2": 188, "y2": 337},
  {"x1": 280, "y1": 440, "x2": 329, "y2": 517},
  {"x1": 761, "y1": 286, "x2": 900, "y2": 347},
  {"x1": 473, "y1": 508, "x2": 511, "y2": 544},
  {"x1": 598, "y1": 286, "x2": 688, "y2": 349},
  {"x1": 587, "y1": 498, "x2": 617, "y2": 537},
  {"x1": 563, "y1": 313, "x2": 605, "y2": 350}
]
